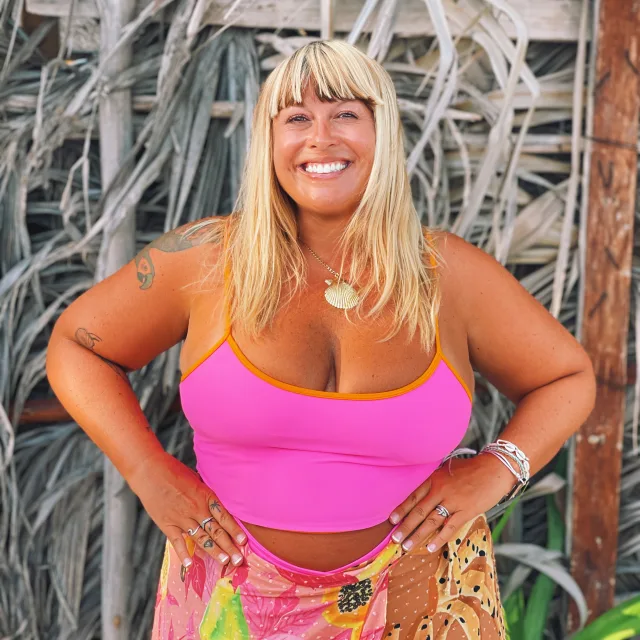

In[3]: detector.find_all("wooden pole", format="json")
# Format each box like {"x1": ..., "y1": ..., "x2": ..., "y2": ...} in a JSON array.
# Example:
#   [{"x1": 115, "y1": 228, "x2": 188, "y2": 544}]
[
  {"x1": 95, "y1": 0, "x2": 137, "y2": 638},
  {"x1": 569, "y1": 0, "x2": 640, "y2": 630}
]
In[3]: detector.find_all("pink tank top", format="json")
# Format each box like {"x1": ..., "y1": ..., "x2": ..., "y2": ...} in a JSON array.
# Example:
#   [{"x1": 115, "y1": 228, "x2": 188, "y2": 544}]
[{"x1": 179, "y1": 244, "x2": 472, "y2": 532}]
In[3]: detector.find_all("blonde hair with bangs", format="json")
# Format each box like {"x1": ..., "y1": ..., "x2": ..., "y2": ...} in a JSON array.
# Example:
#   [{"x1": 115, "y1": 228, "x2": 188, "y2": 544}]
[{"x1": 218, "y1": 40, "x2": 440, "y2": 350}]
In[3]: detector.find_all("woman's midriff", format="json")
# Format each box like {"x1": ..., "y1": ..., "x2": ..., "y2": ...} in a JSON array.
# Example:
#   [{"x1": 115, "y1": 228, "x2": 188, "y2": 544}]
[{"x1": 242, "y1": 519, "x2": 395, "y2": 572}]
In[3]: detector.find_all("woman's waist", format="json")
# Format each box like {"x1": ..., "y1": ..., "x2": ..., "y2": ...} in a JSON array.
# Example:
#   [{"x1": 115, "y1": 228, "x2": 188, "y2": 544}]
[{"x1": 239, "y1": 518, "x2": 399, "y2": 573}]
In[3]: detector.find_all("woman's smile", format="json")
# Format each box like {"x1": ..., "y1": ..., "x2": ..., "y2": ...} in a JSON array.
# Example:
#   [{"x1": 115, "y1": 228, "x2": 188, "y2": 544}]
[{"x1": 298, "y1": 160, "x2": 352, "y2": 178}]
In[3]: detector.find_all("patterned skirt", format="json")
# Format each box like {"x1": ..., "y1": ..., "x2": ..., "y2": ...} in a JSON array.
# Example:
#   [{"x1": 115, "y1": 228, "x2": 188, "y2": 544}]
[{"x1": 151, "y1": 514, "x2": 506, "y2": 639}]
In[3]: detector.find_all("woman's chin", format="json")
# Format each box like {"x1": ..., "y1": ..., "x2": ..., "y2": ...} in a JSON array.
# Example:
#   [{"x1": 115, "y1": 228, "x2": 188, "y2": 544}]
[{"x1": 295, "y1": 196, "x2": 360, "y2": 219}]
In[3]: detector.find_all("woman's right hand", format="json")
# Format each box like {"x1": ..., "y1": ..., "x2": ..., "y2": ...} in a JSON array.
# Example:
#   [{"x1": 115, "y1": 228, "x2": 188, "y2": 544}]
[{"x1": 129, "y1": 451, "x2": 247, "y2": 568}]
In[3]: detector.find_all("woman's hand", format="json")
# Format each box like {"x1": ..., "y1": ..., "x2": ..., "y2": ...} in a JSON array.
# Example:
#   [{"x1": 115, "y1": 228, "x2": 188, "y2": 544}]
[
  {"x1": 128, "y1": 451, "x2": 247, "y2": 568},
  {"x1": 388, "y1": 454, "x2": 516, "y2": 553}
]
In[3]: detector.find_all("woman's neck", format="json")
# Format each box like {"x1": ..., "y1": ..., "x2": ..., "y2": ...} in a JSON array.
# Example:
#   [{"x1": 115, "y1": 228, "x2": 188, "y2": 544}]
[{"x1": 296, "y1": 210, "x2": 352, "y2": 262}]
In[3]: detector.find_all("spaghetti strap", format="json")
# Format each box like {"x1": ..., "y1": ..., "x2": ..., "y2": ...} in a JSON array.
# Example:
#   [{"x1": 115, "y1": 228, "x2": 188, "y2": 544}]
[
  {"x1": 222, "y1": 218, "x2": 232, "y2": 334},
  {"x1": 424, "y1": 229, "x2": 441, "y2": 354}
]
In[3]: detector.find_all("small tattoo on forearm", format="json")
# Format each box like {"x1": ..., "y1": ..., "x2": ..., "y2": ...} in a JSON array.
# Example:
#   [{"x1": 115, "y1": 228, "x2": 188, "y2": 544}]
[
  {"x1": 74, "y1": 328, "x2": 130, "y2": 382},
  {"x1": 210, "y1": 501, "x2": 221, "y2": 512},
  {"x1": 203, "y1": 540, "x2": 213, "y2": 548}
]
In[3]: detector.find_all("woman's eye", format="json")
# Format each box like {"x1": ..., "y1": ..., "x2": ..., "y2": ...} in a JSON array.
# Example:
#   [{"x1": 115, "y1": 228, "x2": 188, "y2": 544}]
[
  {"x1": 338, "y1": 111, "x2": 357, "y2": 119},
  {"x1": 286, "y1": 114, "x2": 308, "y2": 123}
]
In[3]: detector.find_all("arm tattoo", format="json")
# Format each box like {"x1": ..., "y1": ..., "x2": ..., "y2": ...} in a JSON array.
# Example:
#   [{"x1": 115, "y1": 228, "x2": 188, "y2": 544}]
[
  {"x1": 134, "y1": 223, "x2": 215, "y2": 290},
  {"x1": 74, "y1": 328, "x2": 130, "y2": 382}
]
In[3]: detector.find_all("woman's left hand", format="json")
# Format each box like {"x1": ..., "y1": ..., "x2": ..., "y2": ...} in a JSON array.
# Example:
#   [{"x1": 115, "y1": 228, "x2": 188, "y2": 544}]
[{"x1": 388, "y1": 453, "x2": 518, "y2": 553}]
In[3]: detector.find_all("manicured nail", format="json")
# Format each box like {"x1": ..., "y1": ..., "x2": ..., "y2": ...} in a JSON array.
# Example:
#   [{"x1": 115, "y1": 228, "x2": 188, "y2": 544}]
[
  {"x1": 427, "y1": 543, "x2": 437, "y2": 553},
  {"x1": 392, "y1": 531, "x2": 403, "y2": 543},
  {"x1": 402, "y1": 540, "x2": 414, "y2": 551},
  {"x1": 182, "y1": 557, "x2": 192, "y2": 568},
  {"x1": 389, "y1": 513, "x2": 400, "y2": 524},
  {"x1": 236, "y1": 533, "x2": 247, "y2": 544},
  {"x1": 219, "y1": 553, "x2": 229, "y2": 563},
  {"x1": 231, "y1": 553, "x2": 243, "y2": 565}
]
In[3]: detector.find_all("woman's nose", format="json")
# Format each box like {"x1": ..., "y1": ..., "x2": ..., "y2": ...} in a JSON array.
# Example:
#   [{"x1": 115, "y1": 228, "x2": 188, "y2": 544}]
[{"x1": 309, "y1": 118, "x2": 336, "y2": 147}]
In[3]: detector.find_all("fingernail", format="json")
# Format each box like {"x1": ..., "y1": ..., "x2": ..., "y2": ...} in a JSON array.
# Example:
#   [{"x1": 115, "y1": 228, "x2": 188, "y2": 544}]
[
  {"x1": 392, "y1": 531, "x2": 403, "y2": 543},
  {"x1": 236, "y1": 533, "x2": 247, "y2": 544},
  {"x1": 402, "y1": 540, "x2": 413, "y2": 551},
  {"x1": 231, "y1": 553, "x2": 243, "y2": 565},
  {"x1": 182, "y1": 557, "x2": 192, "y2": 568},
  {"x1": 389, "y1": 513, "x2": 400, "y2": 524},
  {"x1": 427, "y1": 543, "x2": 437, "y2": 552},
  {"x1": 219, "y1": 553, "x2": 229, "y2": 563}
]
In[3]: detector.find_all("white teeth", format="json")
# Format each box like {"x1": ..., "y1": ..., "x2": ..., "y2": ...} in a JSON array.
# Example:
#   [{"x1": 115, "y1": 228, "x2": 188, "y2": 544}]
[{"x1": 304, "y1": 162, "x2": 348, "y2": 174}]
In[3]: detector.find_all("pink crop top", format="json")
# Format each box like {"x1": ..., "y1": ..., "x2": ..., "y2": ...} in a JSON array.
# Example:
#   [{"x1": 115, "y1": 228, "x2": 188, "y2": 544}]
[{"x1": 179, "y1": 297, "x2": 473, "y2": 533}]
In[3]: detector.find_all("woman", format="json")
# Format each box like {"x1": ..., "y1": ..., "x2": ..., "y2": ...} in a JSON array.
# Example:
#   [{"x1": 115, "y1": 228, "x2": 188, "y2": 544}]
[{"x1": 47, "y1": 41, "x2": 595, "y2": 639}]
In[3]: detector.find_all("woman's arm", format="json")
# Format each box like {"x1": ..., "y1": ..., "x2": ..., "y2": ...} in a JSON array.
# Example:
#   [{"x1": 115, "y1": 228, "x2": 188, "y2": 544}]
[
  {"x1": 46, "y1": 220, "x2": 213, "y2": 479},
  {"x1": 46, "y1": 218, "x2": 248, "y2": 567},
  {"x1": 448, "y1": 232, "x2": 596, "y2": 477},
  {"x1": 388, "y1": 232, "x2": 596, "y2": 552}
]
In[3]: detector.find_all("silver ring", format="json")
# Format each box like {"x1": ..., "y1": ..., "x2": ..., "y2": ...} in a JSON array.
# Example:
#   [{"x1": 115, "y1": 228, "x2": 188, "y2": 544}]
[
  {"x1": 187, "y1": 525, "x2": 201, "y2": 536},
  {"x1": 434, "y1": 504, "x2": 450, "y2": 519},
  {"x1": 200, "y1": 516, "x2": 215, "y2": 529}
]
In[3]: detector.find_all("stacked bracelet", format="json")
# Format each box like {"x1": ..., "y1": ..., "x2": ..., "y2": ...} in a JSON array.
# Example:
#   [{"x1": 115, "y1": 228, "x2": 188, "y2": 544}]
[{"x1": 480, "y1": 439, "x2": 530, "y2": 502}]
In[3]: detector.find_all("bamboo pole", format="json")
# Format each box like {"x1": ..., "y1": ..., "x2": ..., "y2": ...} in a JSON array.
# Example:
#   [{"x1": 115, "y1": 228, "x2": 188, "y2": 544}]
[
  {"x1": 95, "y1": 0, "x2": 138, "y2": 637},
  {"x1": 568, "y1": 0, "x2": 640, "y2": 630},
  {"x1": 320, "y1": 0, "x2": 335, "y2": 39}
]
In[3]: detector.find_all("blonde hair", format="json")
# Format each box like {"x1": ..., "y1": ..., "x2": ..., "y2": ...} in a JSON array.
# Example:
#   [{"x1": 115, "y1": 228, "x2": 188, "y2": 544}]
[{"x1": 208, "y1": 40, "x2": 440, "y2": 350}]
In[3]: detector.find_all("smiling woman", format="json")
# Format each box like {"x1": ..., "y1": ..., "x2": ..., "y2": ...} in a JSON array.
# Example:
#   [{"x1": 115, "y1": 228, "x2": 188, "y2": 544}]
[{"x1": 46, "y1": 40, "x2": 595, "y2": 640}]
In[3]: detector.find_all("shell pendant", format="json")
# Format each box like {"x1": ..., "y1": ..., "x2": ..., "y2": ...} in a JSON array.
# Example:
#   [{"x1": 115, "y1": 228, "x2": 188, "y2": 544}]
[{"x1": 324, "y1": 279, "x2": 359, "y2": 310}]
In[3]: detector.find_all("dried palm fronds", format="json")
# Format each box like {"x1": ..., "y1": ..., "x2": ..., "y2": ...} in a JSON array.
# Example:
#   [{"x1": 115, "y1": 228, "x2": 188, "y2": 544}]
[{"x1": 0, "y1": 0, "x2": 634, "y2": 638}]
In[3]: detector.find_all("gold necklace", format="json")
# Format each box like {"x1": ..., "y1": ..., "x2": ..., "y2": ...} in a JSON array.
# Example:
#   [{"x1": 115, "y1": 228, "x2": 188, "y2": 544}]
[{"x1": 301, "y1": 242, "x2": 359, "y2": 310}]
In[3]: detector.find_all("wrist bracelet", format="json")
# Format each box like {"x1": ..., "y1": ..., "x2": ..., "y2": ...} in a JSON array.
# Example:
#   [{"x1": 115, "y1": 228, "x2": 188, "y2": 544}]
[{"x1": 480, "y1": 439, "x2": 530, "y2": 502}]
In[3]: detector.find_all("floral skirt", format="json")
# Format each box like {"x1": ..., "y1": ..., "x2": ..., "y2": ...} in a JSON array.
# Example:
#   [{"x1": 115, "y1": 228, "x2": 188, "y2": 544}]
[{"x1": 151, "y1": 515, "x2": 506, "y2": 639}]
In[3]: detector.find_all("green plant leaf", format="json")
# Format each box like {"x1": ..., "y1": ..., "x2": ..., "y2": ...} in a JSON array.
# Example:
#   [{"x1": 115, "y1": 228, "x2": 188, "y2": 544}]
[
  {"x1": 491, "y1": 497, "x2": 521, "y2": 541},
  {"x1": 570, "y1": 594, "x2": 640, "y2": 640},
  {"x1": 503, "y1": 588, "x2": 526, "y2": 639},
  {"x1": 523, "y1": 496, "x2": 564, "y2": 640}
]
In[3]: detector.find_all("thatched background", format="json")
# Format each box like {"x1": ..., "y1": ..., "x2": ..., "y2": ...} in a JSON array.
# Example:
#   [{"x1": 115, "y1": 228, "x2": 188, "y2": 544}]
[{"x1": 0, "y1": 0, "x2": 639, "y2": 637}]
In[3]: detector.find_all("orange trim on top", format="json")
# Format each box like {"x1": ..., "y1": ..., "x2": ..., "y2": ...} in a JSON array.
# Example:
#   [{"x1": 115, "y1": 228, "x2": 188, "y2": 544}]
[
  {"x1": 440, "y1": 353, "x2": 473, "y2": 402},
  {"x1": 225, "y1": 334, "x2": 445, "y2": 400},
  {"x1": 180, "y1": 330, "x2": 230, "y2": 382},
  {"x1": 180, "y1": 219, "x2": 232, "y2": 383}
]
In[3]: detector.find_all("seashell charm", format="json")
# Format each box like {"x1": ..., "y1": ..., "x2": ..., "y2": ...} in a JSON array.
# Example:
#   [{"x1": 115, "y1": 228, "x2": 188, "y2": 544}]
[{"x1": 324, "y1": 279, "x2": 359, "y2": 310}]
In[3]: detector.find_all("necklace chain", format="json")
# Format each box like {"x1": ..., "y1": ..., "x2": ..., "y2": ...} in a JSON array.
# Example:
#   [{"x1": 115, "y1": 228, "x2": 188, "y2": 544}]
[{"x1": 301, "y1": 242, "x2": 342, "y2": 281}]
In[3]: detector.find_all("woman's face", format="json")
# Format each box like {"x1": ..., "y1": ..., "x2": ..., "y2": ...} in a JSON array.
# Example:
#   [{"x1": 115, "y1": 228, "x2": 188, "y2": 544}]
[{"x1": 272, "y1": 85, "x2": 375, "y2": 221}]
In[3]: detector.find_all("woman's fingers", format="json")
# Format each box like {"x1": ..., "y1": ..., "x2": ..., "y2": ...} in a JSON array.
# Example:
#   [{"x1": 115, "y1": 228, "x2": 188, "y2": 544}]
[
  {"x1": 207, "y1": 496, "x2": 247, "y2": 546},
  {"x1": 397, "y1": 506, "x2": 448, "y2": 552},
  {"x1": 167, "y1": 526, "x2": 194, "y2": 568},
  {"x1": 192, "y1": 528, "x2": 230, "y2": 564},
  {"x1": 422, "y1": 515, "x2": 463, "y2": 553},
  {"x1": 388, "y1": 479, "x2": 432, "y2": 525},
  {"x1": 391, "y1": 492, "x2": 442, "y2": 547},
  {"x1": 201, "y1": 518, "x2": 244, "y2": 565}
]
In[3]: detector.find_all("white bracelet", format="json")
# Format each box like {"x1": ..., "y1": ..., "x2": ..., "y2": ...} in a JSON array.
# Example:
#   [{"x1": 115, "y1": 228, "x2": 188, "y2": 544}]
[{"x1": 480, "y1": 439, "x2": 530, "y2": 501}]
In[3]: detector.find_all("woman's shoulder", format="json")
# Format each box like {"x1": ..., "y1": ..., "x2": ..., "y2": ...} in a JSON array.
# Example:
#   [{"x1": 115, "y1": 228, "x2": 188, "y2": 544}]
[
  {"x1": 421, "y1": 228, "x2": 508, "y2": 310},
  {"x1": 134, "y1": 215, "x2": 230, "y2": 292},
  {"x1": 422, "y1": 227, "x2": 490, "y2": 278}
]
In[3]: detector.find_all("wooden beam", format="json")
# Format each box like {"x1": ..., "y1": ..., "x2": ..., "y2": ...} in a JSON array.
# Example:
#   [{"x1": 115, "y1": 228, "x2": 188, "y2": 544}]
[
  {"x1": 569, "y1": 0, "x2": 640, "y2": 630},
  {"x1": 25, "y1": 0, "x2": 584, "y2": 42},
  {"x1": 94, "y1": 0, "x2": 138, "y2": 638},
  {"x1": 320, "y1": 0, "x2": 335, "y2": 40}
]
